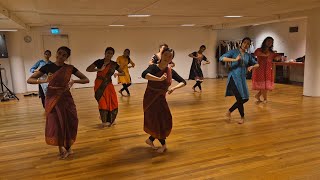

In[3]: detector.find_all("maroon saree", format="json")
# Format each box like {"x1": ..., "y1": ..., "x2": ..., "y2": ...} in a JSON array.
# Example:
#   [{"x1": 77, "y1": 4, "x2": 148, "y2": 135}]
[
  {"x1": 45, "y1": 65, "x2": 78, "y2": 149},
  {"x1": 143, "y1": 67, "x2": 173, "y2": 139}
]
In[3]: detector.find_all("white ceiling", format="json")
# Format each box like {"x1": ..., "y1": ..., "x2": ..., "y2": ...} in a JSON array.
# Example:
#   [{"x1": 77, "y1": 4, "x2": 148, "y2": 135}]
[{"x1": 0, "y1": 0, "x2": 319, "y2": 29}]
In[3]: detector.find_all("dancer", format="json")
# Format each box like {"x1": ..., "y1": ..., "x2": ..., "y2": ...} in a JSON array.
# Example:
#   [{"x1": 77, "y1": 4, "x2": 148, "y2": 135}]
[
  {"x1": 188, "y1": 45, "x2": 210, "y2": 92},
  {"x1": 86, "y1": 47, "x2": 124, "y2": 127},
  {"x1": 116, "y1": 49, "x2": 135, "y2": 96},
  {"x1": 142, "y1": 47, "x2": 186, "y2": 153},
  {"x1": 252, "y1": 37, "x2": 281, "y2": 103},
  {"x1": 27, "y1": 46, "x2": 89, "y2": 159},
  {"x1": 220, "y1": 37, "x2": 259, "y2": 124},
  {"x1": 29, "y1": 50, "x2": 52, "y2": 108},
  {"x1": 149, "y1": 43, "x2": 175, "y2": 67}
]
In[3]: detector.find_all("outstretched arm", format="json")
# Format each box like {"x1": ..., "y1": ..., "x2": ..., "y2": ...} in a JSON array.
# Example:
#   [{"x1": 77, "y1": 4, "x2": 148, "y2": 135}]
[{"x1": 27, "y1": 71, "x2": 46, "y2": 84}]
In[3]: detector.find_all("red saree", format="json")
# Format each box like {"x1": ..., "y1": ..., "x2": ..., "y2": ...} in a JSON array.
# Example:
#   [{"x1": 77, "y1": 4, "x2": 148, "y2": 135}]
[
  {"x1": 45, "y1": 65, "x2": 78, "y2": 149},
  {"x1": 143, "y1": 67, "x2": 172, "y2": 139},
  {"x1": 94, "y1": 61, "x2": 118, "y2": 124}
]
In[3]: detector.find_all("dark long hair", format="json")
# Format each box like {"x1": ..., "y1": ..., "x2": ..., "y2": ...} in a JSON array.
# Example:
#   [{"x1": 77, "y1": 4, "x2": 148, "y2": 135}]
[
  {"x1": 124, "y1": 48, "x2": 131, "y2": 63},
  {"x1": 261, "y1": 36, "x2": 274, "y2": 52}
]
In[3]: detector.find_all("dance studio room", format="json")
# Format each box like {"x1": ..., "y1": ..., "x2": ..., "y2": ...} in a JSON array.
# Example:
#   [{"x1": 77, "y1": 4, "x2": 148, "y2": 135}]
[{"x1": 1, "y1": 0, "x2": 320, "y2": 179}]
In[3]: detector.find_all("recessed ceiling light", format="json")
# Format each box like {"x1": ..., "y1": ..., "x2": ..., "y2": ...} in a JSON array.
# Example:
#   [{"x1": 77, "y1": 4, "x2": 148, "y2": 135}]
[
  {"x1": 181, "y1": 24, "x2": 195, "y2": 26},
  {"x1": 109, "y1": 25, "x2": 125, "y2": 27},
  {"x1": 0, "y1": 29, "x2": 18, "y2": 31},
  {"x1": 224, "y1": 16, "x2": 243, "y2": 18},
  {"x1": 128, "y1": 14, "x2": 151, "y2": 17}
]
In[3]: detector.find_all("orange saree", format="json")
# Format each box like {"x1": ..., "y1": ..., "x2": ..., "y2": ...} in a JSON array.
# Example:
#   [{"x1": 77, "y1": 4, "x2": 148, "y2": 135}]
[{"x1": 94, "y1": 61, "x2": 118, "y2": 124}]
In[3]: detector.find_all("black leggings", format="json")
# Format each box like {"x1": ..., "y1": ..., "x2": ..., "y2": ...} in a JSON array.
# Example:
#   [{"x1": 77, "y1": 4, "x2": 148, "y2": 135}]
[
  {"x1": 39, "y1": 84, "x2": 45, "y2": 108},
  {"x1": 149, "y1": 136, "x2": 166, "y2": 145},
  {"x1": 120, "y1": 83, "x2": 131, "y2": 95},
  {"x1": 228, "y1": 77, "x2": 248, "y2": 117},
  {"x1": 193, "y1": 81, "x2": 202, "y2": 90}
]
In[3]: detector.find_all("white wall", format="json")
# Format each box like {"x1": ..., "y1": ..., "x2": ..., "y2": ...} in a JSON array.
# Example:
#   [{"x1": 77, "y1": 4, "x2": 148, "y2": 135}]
[
  {"x1": 12, "y1": 27, "x2": 217, "y2": 92},
  {"x1": 248, "y1": 19, "x2": 307, "y2": 82},
  {"x1": 217, "y1": 27, "x2": 248, "y2": 42}
]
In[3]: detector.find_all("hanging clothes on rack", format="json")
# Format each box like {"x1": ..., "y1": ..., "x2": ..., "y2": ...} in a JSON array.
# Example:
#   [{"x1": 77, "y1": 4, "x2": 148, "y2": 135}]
[{"x1": 216, "y1": 40, "x2": 255, "y2": 79}]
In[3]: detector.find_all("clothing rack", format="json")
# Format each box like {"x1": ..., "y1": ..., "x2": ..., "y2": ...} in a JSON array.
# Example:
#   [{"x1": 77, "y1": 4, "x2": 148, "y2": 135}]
[{"x1": 216, "y1": 40, "x2": 255, "y2": 79}]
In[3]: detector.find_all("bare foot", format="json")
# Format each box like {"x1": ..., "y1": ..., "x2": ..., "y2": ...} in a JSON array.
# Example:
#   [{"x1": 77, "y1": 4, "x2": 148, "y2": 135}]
[
  {"x1": 67, "y1": 148, "x2": 74, "y2": 155},
  {"x1": 58, "y1": 147, "x2": 66, "y2": 157},
  {"x1": 109, "y1": 121, "x2": 116, "y2": 127},
  {"x1": 263, "y1": 100, "x2": 268, "y2": 104},
  {"x1": 238, "y1": 118, "x2": 245, "y2": 124},
  {"x1": 255, "y1": 94, "x2": 262, "y2": 102},
  {"x1": 59, "y1": 148, "x2": 75, "y2": 159},
  {"x1": 145, "y1": 139, "x2": 157, "y2": 149},
  {"x1": 156, "y1": 145, "x2": 167, "y2": 153},
  {"x1": 101, "y1": 122, "x2": 110, "y2": 128},
  {"x1": 192, "y1": 87, "x2": 197, "y2": 92},
  {"x1": 60, "y1": 151, "x2": 70, "y2": 160}
]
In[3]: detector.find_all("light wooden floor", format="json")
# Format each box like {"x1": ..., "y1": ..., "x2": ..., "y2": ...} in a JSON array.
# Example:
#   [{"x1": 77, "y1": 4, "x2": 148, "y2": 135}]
[{"x1": 1, "y1": 79, "x2": 320, "y2": 180}]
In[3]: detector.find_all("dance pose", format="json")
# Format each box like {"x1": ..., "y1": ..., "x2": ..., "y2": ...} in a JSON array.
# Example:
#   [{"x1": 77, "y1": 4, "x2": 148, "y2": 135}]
[
  {"x1": 252, "y1": 37, "x2": 281, "y2": 103},
  {"x1": 27, "y1": 46, "x2": 89, "y2": 159},
  {"x1": 86, "y1": 47, "x2": 124, "y2": 127},
  {"x1": 188, "y1": 45, "x2": 210, "y2": 92},
  {"x1": 142, "y1": 47, "x2": 186, "y2": 153},
  {"x1": 220, "y1": 38, "x2": 259, "y2": 124},
  {"x1": 116, "y1": 49, "x2": 135, "y2": 96}
]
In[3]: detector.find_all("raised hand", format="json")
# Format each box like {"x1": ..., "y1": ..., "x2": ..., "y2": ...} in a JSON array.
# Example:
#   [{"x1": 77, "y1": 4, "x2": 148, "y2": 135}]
[
  {"x1": 98, "y1": 63, "x2": 107, "y2": 71},
  {"x1": 247, "y1": 66, "x2": 254, "y2": 72},
  {"x1": 159, "y1": 73, "x2": 167, "y2": 81}
]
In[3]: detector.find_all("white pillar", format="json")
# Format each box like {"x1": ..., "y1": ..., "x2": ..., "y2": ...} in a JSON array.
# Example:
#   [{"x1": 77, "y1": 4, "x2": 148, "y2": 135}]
[
  {"x1": 8, "y1": 31, "x2": 27, "y2": 93},
  {"x1": 204, "y1": 28, "x2": 217, "y2": 78},
  {"x1": 303, "y1": 9, "x2": 320, "y2": 96}
]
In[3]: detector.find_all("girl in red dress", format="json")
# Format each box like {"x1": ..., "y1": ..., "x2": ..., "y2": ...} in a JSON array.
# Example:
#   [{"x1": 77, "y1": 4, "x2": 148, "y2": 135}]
[{"x1": 252, "y1": 37, "x2": 280, "y2": 103}]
